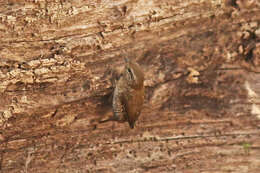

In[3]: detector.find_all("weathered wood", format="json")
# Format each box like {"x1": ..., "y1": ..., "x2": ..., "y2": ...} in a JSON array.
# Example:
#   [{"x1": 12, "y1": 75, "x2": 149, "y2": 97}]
[{"x1": 0, "y1": 0, "x2": 260, "y2": 172}]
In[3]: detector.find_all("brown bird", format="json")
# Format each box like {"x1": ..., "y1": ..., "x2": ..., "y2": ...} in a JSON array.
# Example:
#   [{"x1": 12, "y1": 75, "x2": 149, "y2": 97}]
[{"x1": 99, "y1": 57, "x2": 145, "y2": 128}]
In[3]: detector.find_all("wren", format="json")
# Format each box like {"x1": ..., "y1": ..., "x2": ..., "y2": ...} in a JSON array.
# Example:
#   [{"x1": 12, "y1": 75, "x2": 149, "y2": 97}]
[{"x1": 99, "y1": 57, "x2": 145, "y2": 128}]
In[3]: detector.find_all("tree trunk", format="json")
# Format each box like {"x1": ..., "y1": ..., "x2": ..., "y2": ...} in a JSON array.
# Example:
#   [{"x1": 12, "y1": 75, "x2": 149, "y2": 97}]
[{"x1": 0, "y1": 0, "x2": 260, "y2": 172}]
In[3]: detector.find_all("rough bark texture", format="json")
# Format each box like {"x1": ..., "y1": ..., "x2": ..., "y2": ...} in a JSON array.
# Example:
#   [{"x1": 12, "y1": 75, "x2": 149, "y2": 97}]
[{"x1": 0, "y1": 0, "x2": 260, "y2": 172}]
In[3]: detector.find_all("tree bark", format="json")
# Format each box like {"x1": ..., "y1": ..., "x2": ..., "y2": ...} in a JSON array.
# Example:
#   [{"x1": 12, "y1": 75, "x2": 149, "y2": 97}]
[{"x1": 0, "y1": 0, "x2": 260, "y2": 172}]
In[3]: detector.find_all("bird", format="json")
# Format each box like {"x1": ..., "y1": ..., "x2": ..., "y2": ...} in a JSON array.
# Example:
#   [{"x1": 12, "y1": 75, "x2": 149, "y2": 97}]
[{"x1": 99, "y1": 57, "x2": 145, "y2": 129}]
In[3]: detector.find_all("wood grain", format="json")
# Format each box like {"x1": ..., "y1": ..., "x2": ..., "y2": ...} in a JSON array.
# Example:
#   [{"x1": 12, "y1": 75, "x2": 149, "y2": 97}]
[{"x1": 0, "y1": 0, "x2": 260, "y2": 172}]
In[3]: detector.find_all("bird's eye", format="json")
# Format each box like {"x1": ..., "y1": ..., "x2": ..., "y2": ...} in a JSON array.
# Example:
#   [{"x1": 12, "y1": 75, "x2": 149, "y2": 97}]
[
  {"x1": 127, "y1": 68, "x2": 134, "y2": 80},
  {"x1": 127, "y1": 68, "x2": 131, "y2": 73}
]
